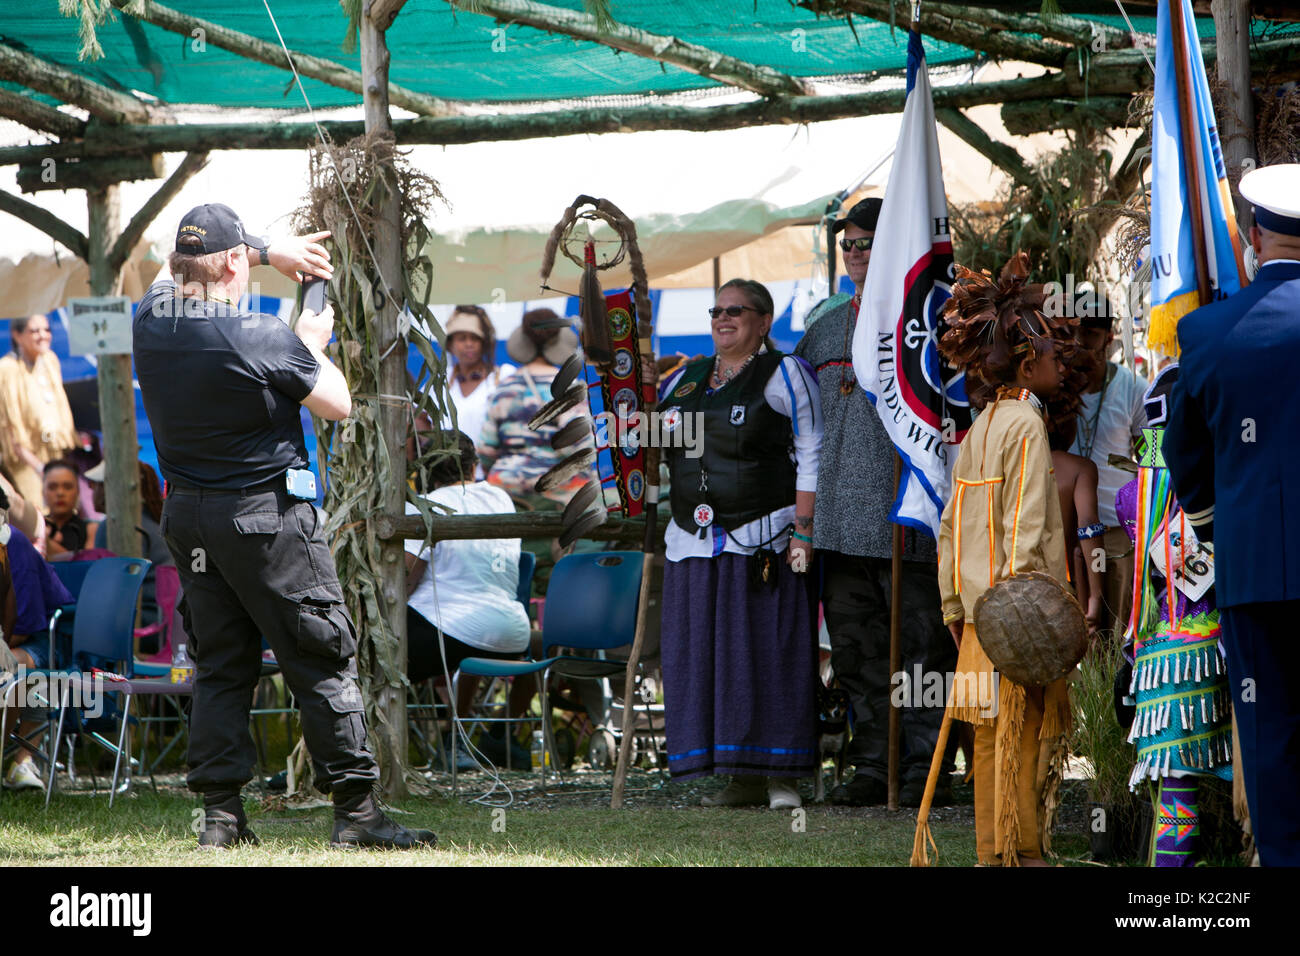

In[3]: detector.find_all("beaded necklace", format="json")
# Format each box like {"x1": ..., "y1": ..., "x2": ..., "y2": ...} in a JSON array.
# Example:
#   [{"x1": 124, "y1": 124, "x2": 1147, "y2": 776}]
[{"x1": 711, "y1": 348, "x2": 760, "y2": 389}]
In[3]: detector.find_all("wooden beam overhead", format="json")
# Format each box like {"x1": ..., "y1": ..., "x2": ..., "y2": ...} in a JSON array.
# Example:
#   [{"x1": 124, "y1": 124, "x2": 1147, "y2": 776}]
[
  {"x1": 447, "y1": 0, "x2": 812, "y2": 98},
  {"x1": 0, "y1": 47, "x2": 1164, "y2": 164},
  {"x1": 0, "y1": 42, "x2": 150, "y2": 125},
  {"x1": 16, "y1": 153, "x2": 164, "y2": 194},
  {"x1": 108, "y1": 151, "x2": 209, "y2": 273},
  {"x1": 804, "y1": 0, "x2": 1134, "y2": 57},
  {"x1": 935, "y1": 107, "x2": 1036, "y2": 188},
  {"x1": 0, "y1": 89, "x2": 87, "y2": 139},
  {"x1": 0, "y1": 33, "x2": 1293, "y2": 167},
  {"x1": 368, "y1": 0, "x2": 411, "y2": 29},
  {"x1": 0, "y1": 188, "x2": 89, "y2": 259},
  {"x1": 1001, "y1": 96, "x2": 1139, "y2": 136},
  {"x1": 108, "y1": 0, "x2": 460, "y2": 118}
]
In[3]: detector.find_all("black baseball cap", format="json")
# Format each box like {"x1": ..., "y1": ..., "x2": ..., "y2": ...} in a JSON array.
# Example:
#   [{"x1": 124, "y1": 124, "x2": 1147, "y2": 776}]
[
  {"x1": 832, "y1": 197, "x2": 882, "y2": 234},
  {"x1": 175, "y1": 204, "x2": 268, "y2": 255}
]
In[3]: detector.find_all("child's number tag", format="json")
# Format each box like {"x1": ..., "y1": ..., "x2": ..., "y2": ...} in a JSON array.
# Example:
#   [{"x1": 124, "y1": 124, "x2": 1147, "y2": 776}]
[{"x1": 1149, "y1": 513, "x2": 1214, "y2": 601}]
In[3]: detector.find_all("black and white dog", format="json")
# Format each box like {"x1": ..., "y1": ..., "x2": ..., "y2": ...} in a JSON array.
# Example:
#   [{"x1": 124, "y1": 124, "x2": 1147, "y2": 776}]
[{"x1": 814, "y1": 683, "x2": 851, "y2": 803}]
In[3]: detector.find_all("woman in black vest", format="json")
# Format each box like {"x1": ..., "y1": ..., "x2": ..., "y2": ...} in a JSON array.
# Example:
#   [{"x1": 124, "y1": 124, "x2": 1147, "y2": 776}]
[{"x1": 658, "y1": 278, "x2": 823, "y2": 809}]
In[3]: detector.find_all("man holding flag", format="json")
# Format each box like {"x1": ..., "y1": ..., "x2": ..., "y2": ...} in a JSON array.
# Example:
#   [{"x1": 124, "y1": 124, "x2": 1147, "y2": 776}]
[
  {"x1": 795, "y1": 196, "x2": 956, "y2": 808},
  {"x1": 801, "y1": 18, "x2": 971, "y2": 808}
]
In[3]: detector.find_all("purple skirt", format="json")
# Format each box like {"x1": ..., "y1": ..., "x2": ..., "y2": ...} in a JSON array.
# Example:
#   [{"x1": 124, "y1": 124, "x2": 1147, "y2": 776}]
[{"x1": 661, "y1": 553, "x2": 819, "y2": 779}]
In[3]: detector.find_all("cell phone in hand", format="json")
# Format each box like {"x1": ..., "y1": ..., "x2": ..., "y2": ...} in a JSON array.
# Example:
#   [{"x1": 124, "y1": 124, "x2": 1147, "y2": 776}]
[{"x1": 302, "y1": 276, "x2": 328, "y2": 315}]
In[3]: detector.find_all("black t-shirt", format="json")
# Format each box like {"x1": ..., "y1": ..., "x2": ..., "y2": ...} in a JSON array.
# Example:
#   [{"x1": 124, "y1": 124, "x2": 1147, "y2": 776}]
[{"x1": 134, "y1": 281, "x2": 321, "y2": 490}]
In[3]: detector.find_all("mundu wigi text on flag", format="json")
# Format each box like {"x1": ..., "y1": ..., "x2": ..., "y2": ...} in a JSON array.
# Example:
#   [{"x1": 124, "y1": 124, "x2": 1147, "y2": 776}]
[{"x1": 851, "y1": 27, "x2": 971, "y2": 540}]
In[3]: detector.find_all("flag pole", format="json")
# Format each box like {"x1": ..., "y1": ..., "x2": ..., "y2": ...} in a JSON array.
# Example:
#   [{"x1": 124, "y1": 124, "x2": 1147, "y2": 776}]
[
  {"x1": 1169, "y1": 0, "x2": 1213, "y2": 308},
  {"x1": 888, "y1": 450, "x2": 903, "y2": 811}
]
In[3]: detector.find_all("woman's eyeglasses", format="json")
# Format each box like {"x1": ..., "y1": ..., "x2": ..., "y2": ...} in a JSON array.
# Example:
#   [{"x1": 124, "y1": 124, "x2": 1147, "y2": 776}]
[
  {"x1": 839, "y1": 237, "x2": 874, "y2": 252},
  {"x1": 708, "y1": 305, "x2": 760, "y2": 319}
]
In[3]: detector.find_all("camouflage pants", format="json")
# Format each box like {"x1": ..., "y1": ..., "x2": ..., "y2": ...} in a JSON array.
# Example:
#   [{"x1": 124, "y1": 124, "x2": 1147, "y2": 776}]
[{"x1": 820, "y1": 552, "x2": 957, "y2": 784}]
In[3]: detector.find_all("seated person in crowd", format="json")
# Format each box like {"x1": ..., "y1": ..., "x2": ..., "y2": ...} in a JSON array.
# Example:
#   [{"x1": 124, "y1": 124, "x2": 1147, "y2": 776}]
[
  {"x1": 0, "y1": 467, "x2": 45, "y2": 553},
  {"x1": 478, "y1": 308, "x2": 594, "y2": 594},
  {"x1": 404, "y1": 431, "x2": 533, "y2": 768},
  {"x1": 42, "y1": 460, "x2": 90, "y2": 560},
  {"x1": 88, "y1": 460, "x2": 175, "y2": 634},
  {"x1": 1, "y1": 488, "x2": 74, "y2": 790}
]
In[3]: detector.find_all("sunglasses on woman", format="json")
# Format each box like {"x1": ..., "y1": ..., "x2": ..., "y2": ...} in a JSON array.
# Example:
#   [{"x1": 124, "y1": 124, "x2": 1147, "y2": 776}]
[
  {"x1": 708, "y1": 305, "x2": 761, "y2": 319},
  {"x1": 839, "y1": 237, "x2": 874, "y2": 251}
]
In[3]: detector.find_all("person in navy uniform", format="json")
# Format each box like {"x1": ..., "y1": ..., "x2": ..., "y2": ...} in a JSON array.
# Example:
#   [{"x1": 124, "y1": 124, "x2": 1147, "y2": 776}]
[
  {"x1": 134, "y1": 204, "x2": 434, "y2": 850},
  {"x1": 1163, "y1": 163, "x2": 1300, "y2": 866}
]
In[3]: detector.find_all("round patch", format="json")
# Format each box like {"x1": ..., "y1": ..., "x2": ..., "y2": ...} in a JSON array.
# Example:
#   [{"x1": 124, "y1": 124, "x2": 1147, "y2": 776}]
[
  {"x1": 612, "y1": 348, "x2": 635, "y2": 379},
  {"x1": 672, "y1": 381, "x2": 698, "y2": 398},
  {"x1": 620, "y1": 423, "x2": 641, "y2": 456},
  {"x1": 693, "y1": 503, "x2": 714, "y2": 528},
  {"x1": 626, "y1": 469, "x2": 644, "y2": 502},
  {"x1": 661, "y1": 407, "x2": 682, "y2": 433},
  {"x1": 613, "y1": 387, "x2": 638, "y2": 414},
  {"x1": 608, "y1": 308, "x2": 632, "y2": 339}
]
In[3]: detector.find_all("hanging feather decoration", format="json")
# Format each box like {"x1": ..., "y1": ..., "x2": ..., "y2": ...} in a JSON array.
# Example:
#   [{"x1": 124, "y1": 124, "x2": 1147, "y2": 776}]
[{"x1": 579, "y1": 238, "x2": 613, "y2": 367}]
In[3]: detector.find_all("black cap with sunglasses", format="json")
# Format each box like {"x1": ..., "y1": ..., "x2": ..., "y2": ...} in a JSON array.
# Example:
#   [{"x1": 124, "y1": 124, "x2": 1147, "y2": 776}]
[{"x1": 832, "y1": 197, "x2": 882, "y2": 236}]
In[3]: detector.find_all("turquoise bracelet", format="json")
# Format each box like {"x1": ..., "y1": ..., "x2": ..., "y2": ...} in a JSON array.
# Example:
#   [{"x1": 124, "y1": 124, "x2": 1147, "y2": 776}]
[{"x1": 792, "y1": 532, "x2": 813, "y2": 544}]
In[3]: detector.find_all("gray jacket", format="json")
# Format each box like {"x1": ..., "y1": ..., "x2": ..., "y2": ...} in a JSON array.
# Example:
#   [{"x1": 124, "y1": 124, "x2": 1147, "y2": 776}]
[{"x1": 793, "y1": 299, "x2": 937, "y2": 562}]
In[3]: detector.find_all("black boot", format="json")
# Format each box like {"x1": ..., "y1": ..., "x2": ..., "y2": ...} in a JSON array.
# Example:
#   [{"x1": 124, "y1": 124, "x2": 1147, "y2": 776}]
[
  {"x1": 197, "y1": 791, "x2": 260, "y2": 849},
  {"x1": 330, "y1": 789, "x2": 437, "y2": 850}
]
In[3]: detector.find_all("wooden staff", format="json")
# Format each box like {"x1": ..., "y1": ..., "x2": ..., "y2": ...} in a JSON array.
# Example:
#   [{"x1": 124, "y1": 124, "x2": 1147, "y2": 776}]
[
  {"x1": 888, "y1": 451, "x2": 903, "y2": 810},
  {"x1": 1170, "y1": 0, "x2": 1213, "y2": 308}
]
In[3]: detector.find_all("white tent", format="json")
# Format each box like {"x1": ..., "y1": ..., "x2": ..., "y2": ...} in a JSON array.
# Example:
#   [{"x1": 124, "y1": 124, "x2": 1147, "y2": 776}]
[{"x1": 1, "y1": 62, "x2": 1123, "y2": 324}]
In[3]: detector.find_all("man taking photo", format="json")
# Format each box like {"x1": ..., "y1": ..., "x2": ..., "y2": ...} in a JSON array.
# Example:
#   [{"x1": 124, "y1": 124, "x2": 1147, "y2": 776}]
[{"x1": 134, "y1": 203, "x2": 435, "y2": 850}]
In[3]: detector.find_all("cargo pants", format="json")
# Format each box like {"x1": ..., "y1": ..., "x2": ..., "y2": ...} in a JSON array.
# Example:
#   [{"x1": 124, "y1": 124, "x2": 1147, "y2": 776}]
[{"x1": 161, "y1": 482, "x2": 378, "y2": 796}]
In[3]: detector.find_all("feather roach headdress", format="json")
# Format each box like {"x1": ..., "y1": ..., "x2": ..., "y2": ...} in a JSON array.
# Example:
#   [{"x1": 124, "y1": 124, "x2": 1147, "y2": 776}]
[{"x1": 938, "y1": 252, "x2": 1081, "y2": 412}]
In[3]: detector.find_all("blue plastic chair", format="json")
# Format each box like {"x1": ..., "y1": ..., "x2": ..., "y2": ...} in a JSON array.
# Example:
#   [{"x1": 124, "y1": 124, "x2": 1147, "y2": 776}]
[
  {"x1": 452, "y1": 550, "x2": 644, "y2": 792},
  {"x1": 43, "y1": 558, "x2": 187, "y2": 807},
  {"x1": 417, "y1": 551, "x2": 534, "y2": 774}
]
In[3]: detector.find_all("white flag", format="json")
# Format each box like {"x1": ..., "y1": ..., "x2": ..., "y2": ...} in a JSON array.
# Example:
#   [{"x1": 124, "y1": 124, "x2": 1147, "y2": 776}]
[{"x1": 851, "y1": 27, "x2": 972, "y2": 540}]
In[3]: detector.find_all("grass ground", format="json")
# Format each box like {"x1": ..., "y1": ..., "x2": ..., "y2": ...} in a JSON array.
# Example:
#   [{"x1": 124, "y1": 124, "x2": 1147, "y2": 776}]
[{"x1": 0, "y1": 768, "x2": 1096, "y2": 867}]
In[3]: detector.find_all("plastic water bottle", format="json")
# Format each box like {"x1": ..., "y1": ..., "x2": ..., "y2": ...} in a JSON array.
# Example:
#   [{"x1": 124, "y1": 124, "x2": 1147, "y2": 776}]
[
  {"x1": 531, "y1": 730, "x2": 547, "y2": 770},
  {"x1": 170, "y1": 641, "x2": 194, "y2": 684}
]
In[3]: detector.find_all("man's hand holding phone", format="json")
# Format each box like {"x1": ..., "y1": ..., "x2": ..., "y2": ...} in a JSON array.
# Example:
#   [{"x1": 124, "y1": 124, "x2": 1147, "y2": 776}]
[{"x1": 297, "y1": 304, "x2": 336, "y2": 353}]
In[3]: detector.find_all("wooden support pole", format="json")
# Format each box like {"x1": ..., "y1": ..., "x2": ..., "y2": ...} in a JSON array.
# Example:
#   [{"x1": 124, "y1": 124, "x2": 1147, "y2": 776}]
[
  {"x1": 935, "y1": 107, "x2": 1037, "y2": 188},
  {"x1": 109, "y1": 152, "x2": 210, "y2": 273},
  {"x1": 87, "y1": 186, "x2": 142, "y2": 560},
  {"x1": 109, "y1": 0, "x2": 460, "y2": 118},
  {"x1": 361, "y1": 1, "x2": 409, "y2": 801},
  {"x1": 0, "y1": 42, "x2": 149, "y2": 125},
  {"x1": 0, "y1": 89, "x2": 86, "y2": 139},
  {"x1": 0, "y1": 189, "x2": 88, "y2": 259},
  {"x1": 1212, "y1": 0, "x2": 1257, "y2": 228},
  {"x1": 449, "y1": 0, "x2": 812, "y2": 97}
]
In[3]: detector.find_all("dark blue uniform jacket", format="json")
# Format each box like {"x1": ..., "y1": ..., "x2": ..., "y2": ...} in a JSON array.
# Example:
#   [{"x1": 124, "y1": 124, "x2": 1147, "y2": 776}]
[{"x1": 1164, "y1": 259, "x2": 1300, "y2": 607}]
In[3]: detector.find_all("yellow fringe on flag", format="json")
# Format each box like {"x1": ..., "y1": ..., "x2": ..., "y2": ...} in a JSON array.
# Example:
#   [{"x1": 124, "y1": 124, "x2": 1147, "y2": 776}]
[{"x1": 1147, "y1": 290, "x2": 1202, "y2": 358}]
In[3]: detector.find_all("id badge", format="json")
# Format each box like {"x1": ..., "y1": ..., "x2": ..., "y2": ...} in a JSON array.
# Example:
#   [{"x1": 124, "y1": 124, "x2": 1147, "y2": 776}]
[{"x1": 285, "y1": 468, "x2": 317, "y2": 501}]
